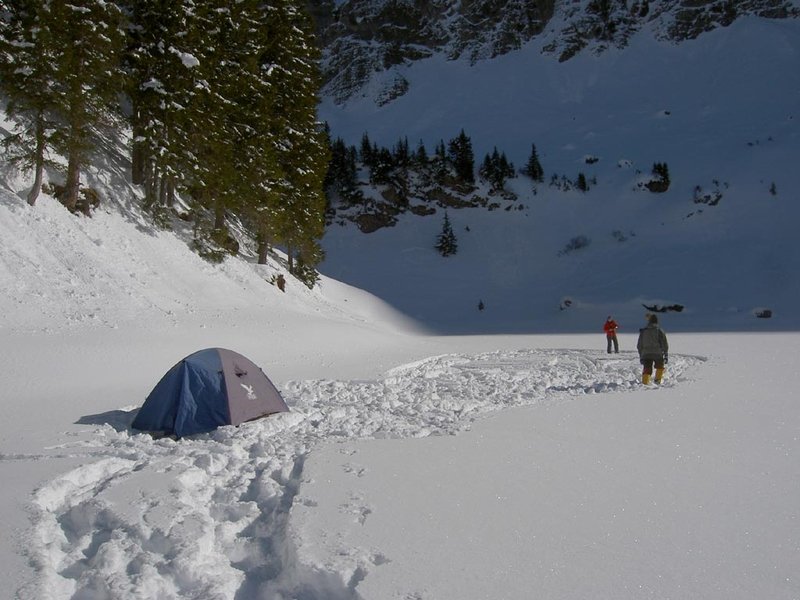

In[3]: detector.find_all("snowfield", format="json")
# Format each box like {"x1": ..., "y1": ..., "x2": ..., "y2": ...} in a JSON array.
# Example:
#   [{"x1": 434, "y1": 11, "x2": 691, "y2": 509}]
[
  {"x1": 18, "y1": 349, "x2": 701, "y2": 599},
  {"x1": 2, "y1": 12, "x2": 800, "y2": 600},
  {"x1": 6, "y1": 319, "x2": 799, "y2": 599}
]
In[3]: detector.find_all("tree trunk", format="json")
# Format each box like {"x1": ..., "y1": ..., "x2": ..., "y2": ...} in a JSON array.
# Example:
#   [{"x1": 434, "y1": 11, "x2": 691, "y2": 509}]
[
  {"x1": 28, "y1": 165, "x2": 44, "y2": 206},
  {"x1": 158, "y1": 173, "x2": 168, "y2": 206},
  {"x1": 131, "y1": 101, "x2": 145, "y2": 185},
  {"x1": 64, "y1": 153, "x2": 81, "y2": 212},
  {"x1": 287, "y1": 244, "x2": 295, "y2": 273},
  {"x1": 214, "y1": 199, "x2": 226, "y2": 231},
  {"x1": 257, "y1": 227, "x2": 270, "y2": 264},
  {"x1": 144, "y1": 162, "x2": 157, "y2": 208},
  {"x1": 27, "y1": 115, "x2": 46, "y2": 206},
  {"x1": 132, "y1": 144, "x2": 145, "y2": 186},
  {"x1": 167, "y1": 177, "x2": 175, "y2": 207}
]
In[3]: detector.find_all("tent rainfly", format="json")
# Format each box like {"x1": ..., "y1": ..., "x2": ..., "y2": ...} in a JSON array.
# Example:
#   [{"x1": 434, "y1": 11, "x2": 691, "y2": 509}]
[{"x1": 132, "y1": 348, "x2": 288, "y2": 437}]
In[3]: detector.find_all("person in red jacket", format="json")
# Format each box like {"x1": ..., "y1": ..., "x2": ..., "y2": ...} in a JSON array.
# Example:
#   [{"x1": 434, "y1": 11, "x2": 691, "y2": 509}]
[{"x1": 603, "y1": 316, "x2": 619, "y2": 353}]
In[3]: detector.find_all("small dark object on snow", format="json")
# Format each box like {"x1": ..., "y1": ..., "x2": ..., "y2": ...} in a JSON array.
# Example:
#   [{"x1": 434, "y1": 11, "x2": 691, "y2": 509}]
[{"x1": 642, "y1": 303, "x2": 684, "y2": 313}]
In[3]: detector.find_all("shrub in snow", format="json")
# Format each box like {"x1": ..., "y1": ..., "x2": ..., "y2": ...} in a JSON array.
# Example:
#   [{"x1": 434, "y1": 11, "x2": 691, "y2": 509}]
[
  {"x1": 612, "y1": 230, "x2": 634, "y2": 242},
  {"x1": 693, "y1": 180, "x2": 727, "y2": 206},
  {"x1": 642, "y1": 303, "x2": 684, "y2": 313},
  {"x1": 642, "y1": 162, "x2": 670, "y2": 193},
  {"x1": 558, "y1": 235, "x2": 591, "y2": 256},
  {"x1": 550, "y1": 174, "x2": 575, "y2": 191}
]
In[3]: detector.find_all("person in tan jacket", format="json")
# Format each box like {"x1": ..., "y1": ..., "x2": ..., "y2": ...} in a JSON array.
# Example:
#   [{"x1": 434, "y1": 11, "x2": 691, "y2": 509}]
[{"x1": 637, "y1": 313, "x2": 669, "y2": 384}]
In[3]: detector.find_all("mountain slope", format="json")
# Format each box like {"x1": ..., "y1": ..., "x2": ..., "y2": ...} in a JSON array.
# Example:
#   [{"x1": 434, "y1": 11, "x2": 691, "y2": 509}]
[
  {"x1": 1, "y1": 15, "x2": 797, "y2": 336},
  {"x1": 318, "y1": 16, "x2": 800, "y2": 333},
  {"x1": 312, "y1": 0, "x2": 799, "y2": 105}
]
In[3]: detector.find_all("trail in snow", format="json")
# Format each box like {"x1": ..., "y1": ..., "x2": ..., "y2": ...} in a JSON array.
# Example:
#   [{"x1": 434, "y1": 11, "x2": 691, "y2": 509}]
[{"x1": 17, "y1": 349, "x2": 703, "y2": 599}]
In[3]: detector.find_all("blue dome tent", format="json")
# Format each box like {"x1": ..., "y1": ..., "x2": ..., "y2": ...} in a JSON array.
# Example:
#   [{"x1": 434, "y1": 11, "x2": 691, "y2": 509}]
[{"x1": 132, "y1": 348, "x2": 288, "y2": 437}]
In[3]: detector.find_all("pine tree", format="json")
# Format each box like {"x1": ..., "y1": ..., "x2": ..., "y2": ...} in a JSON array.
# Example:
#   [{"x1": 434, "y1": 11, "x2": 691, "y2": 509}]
[
  {"x1": 370, "y1": 147, "x2": 394, "y2": 185},
  {"x1": 180, "y1": 2, "x2": 253, "y2": 247},
  {"x1": 448, "y1": 129, "x2": 475, "y2": 185},
  {"x1": 0, "y1": 0, "x2": 60, "y2": 206},
  {"x1": 393, "y1": 137, "x2": 410, "y2": 169},
  {"x1": 326, "y1": 138, "x2": 361, "y2": 205},
  {"x1": 433, "y1": 139, "x2": 449, "y2": 183},
  {"x1": 480, "y1": 147, "x2": 515, "y2": 191},
  {"x1": 499, "y1": 152, "x2": 515, "y2": 181},
  {"x1": 123, "y1": 0, "x2": 328, "y2": 276},
  {"x1": 50, "y1": 1, "x2": 125, "y2": 213},
  {"x1": 436, "y1": 212, "x2": 458, "y2": 257},
  {"x1": 524, "y1": 143, "x2": 544, "y2": 182},
  {"x1": 479, "y1": 153, "x2": 494, "y2": 185},
  {"x1": 254, "y1": 0, "x2": 329, "y2": 284},
  {"x1": 414, "y1": 140, "x2": 428, "y2": 166},
  {"x1": 646, "y1": 162, "x2": 670, "y2": 193},
  {"x1": 1, "y1": 1, "x2": 125, "y2": 212},
  {"x1": 360, "y1": 132, "x2": 374, "y2": 166},
  {"x1": 653, "y1": 162, "x2": 670, "y2": 185},
  {"x1": 122, "y1": 0, "x2": 199, "y2": 217}
]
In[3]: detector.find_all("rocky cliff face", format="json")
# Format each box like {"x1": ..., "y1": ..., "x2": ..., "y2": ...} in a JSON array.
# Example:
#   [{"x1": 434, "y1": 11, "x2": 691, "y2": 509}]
[{"x1": 308, "y1": 0, "x2": 798, "y2": 105}]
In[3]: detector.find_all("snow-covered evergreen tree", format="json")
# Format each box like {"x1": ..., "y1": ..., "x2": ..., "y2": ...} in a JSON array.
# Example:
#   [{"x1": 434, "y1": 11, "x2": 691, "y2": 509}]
[
  {"x1": 2, "y1": 1, "x2": 125, "y2": 212},
  {"x1": 0, "y1": 0, "x2": 60, "y2": 206},
  {"x1": 480, "y1": 147, "x2": 515, "y2": 191},
  {"x1": 122, "y1": 0, "x2": 198, "y2": 217},
  {"x1": 52, "y1": 1, "x2": 125, "y2": 213},
  {"x1": 436, "y1": 211, "x2": 458, "y2": 257},
  {"x1": 524, "y1": 143, "x2": 544, "y2": 182},
  {"x1": 254, "y1": 0, "x2": 329, "y2": 284},
  {"x1": 433, "y1": 139, "x2": 449, "y2": 183},
  {"x1": 448, "y1": 129, "x2": 475, "y2": 185}
]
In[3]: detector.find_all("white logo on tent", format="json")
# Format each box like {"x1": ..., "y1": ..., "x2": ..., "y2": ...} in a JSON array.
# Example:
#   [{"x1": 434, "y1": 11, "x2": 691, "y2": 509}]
[{"x1": 241, "y1": 384, "x2": 257, "y2": 400}]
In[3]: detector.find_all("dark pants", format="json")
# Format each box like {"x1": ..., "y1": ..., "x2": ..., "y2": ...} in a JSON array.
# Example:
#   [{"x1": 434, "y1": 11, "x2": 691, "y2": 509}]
[
  {"x1": 641, "y1": 358, "x2": 665, "y2": 374},
  {"x1": 606, "y1": 334, "x2": 618, "y2": 353}
]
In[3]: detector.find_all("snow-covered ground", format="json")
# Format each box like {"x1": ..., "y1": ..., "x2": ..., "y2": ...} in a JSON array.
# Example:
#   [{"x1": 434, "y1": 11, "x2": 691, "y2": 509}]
[
  {"x1": 1, "y1": 12, "x2": 799, "y2": 600},
  {"x1": 1, "y1": 190, "x2": 798, "y2": 600}
]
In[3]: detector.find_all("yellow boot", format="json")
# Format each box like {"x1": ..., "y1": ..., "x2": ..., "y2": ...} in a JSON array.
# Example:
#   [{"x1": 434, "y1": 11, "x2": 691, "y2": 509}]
[
  {"x1": 655, "y1": 368, "x2": 665, "y2": 384},
  {"x1": 642, "y1": 372, "x2": 651, "y2": 385}
]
